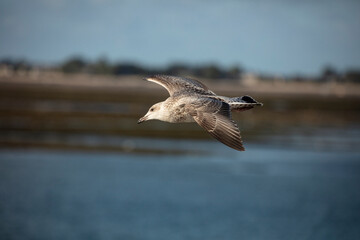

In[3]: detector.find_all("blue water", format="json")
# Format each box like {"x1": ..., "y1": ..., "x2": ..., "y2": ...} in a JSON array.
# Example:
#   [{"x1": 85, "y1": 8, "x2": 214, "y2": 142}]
[{"x1": 1, "y1": 143, "x2": 360, "y2": 240}]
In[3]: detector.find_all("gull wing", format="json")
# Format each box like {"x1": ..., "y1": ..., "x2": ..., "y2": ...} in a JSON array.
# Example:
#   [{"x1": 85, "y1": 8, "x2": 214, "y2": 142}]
[
  {"x1": 192, "y1": 98, "x2": 245, "y2": 151},
  {"x1": 145, "y1": 75, "x2": 215, "y2": 96}
]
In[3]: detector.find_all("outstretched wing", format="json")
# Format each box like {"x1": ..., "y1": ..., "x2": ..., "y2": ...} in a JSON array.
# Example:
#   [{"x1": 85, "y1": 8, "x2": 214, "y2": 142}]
[
  {"x1": 145, "y1": 75, "x2": 215, "y2": 96},
  {"x1": 192, "y1": 98, "x2": 245, "y2": 151}
]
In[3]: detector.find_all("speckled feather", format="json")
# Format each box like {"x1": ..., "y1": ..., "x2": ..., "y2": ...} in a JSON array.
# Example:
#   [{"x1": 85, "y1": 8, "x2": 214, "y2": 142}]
[{"x1": 141, "y1": 75, "x2": 262, "y2": 151}]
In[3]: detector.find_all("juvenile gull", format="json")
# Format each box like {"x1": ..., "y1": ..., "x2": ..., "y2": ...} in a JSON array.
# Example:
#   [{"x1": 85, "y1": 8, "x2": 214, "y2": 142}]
[{"x1": 138, "y1": 75, "x2": 262, "y2": 151}]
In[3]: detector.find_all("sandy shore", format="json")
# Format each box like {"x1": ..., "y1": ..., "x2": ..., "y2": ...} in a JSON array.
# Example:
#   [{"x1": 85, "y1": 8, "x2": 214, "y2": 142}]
[{"x1": 1, "y1": 72, "x2": 359, "y2": 98}]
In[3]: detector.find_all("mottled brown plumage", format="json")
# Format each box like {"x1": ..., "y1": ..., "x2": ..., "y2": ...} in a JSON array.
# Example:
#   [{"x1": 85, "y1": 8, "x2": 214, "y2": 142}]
[{"x1": 138, "y1": 75, "x2": 262, "y2": 151}]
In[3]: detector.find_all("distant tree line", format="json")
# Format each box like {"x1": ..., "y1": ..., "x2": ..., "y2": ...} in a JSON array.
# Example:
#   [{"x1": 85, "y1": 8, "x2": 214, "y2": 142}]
[
  {"x1": 0, "y1": 58, "x2": 32, "y2": 72},
  {"x1": 59, "y1": 56, "x2": 242, "y2": 80},
  {"x1": 1, "y1": 57, "x2": 360, "y2": 83}
]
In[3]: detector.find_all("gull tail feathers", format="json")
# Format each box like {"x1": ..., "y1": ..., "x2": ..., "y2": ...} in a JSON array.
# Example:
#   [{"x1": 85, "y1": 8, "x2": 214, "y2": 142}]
[{"x1": 228, "y1": 96, "x2": 263, "y2": 112}]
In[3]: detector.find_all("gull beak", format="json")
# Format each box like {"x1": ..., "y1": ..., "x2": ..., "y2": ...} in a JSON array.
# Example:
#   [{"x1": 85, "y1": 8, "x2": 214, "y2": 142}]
[{"x1": 137, "y1": 115, "x2": 147, "y2": 124}]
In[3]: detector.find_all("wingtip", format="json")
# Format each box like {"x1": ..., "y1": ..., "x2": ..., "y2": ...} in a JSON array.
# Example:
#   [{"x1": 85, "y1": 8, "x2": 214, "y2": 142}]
[
  {"x1": 143, "y1": 76, "x2": 153, "y2": 81},
  {"x1": 225, "y1": 142, "x2": 245, "y2": 151},
  {"x1": 234, "y1": 142, "x2": 245, "y2": 151},
  {"x1": 144, "y1": 75, "x2": 160, "y2": 81}
]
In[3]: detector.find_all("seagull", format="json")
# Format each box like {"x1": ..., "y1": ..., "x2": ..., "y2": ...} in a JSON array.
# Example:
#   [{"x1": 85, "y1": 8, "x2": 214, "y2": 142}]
[{"x1": 138, "y1": 75, "x2": 262, "y2": 151}]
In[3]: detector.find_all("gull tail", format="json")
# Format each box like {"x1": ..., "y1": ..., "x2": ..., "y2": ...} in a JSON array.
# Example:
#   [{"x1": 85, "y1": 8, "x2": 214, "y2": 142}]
[{"x1": 227, "y1": 95, "x2": 263, "y2": 112}]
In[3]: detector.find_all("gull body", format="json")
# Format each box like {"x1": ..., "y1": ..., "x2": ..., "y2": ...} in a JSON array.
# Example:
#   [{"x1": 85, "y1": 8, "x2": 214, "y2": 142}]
[{"x1": 138, "y1": 75, "x2": 262, "y2": 151}]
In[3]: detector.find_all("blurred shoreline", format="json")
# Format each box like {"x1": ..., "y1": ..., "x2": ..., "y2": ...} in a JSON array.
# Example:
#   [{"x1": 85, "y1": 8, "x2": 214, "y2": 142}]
[
  {"x1": 1, "y1": 72, "x2": 359, "y2": 153},
  {"x1": 1, "y1": 71, "x2": 360, "y2": 98}
]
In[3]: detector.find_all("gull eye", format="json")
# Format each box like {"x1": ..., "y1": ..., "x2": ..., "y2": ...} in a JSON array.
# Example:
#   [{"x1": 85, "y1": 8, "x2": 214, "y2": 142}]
[{"x1": 150, "y1": 108, "x2": 154, "y2": 112}]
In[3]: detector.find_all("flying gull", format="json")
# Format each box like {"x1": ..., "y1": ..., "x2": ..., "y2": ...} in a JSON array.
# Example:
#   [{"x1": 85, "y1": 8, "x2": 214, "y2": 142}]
[{"x1": 138, "y1": 75, "x2": 262, "y2": 151}]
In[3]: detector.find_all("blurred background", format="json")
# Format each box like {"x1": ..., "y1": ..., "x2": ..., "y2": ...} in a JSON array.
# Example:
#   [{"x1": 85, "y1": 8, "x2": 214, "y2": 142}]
[{"x1": 1, "y1": 0, "x2": 360, "y2": 239}]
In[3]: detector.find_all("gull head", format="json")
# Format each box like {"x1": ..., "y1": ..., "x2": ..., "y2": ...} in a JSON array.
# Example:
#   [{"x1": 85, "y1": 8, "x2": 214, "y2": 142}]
[{"x1": 138, "y1": 102, "x2": 165, "y2": 124}]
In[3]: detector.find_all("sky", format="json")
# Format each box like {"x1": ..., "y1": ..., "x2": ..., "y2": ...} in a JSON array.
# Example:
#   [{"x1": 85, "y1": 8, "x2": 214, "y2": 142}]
[{"x1": 0, "y1": 0, "x2": 360, "y2": 75}]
